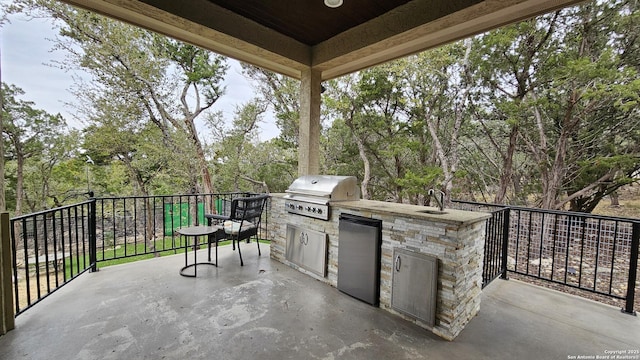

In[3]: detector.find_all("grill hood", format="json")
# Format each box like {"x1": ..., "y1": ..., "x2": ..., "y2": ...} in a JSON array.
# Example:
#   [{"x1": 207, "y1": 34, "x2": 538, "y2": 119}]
[{"x1": 285, "y1": 175, "x2": 359, "y2": 201}]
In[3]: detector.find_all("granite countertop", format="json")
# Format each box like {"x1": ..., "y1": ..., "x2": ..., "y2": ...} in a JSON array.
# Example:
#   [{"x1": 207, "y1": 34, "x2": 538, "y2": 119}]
[
  {"x1": 340, "y1": 200, "x2": 491, "y2": 226},
  {"x1": 334, "y1": 199, "x2": 491, "y2": 226},
  {"x1": 272, "y1": 193, "x2": 491, "y2": 226}
]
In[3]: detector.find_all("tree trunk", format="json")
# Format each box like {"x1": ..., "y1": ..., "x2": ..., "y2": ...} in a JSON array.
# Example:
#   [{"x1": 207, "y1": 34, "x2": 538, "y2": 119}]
[
  {"x1": 494, "y1": 126, "x2": 518, "y2": 204},
  {"x1": 344, "y1": 105, "x2": 371, "y2": 200},
  {"x1": 610, "y1": 191, "x2": 620, "y2": 206},
  {"x1": 426, "y1": 39, "x2": 471, "y2": 205},
  {"x1": 144, "y1": 197, "x2": 157, "y2": 256},
  {"x1": 355, "y1": 136, "x2": 371, "y2": 200},
  {"x1": 15, "y1": 147, "x2": 24, "y2": 217},
  {"x1": 185, "y1": 119, "x2": 216, "y2": 213},
  {"x1": 394, "y1": 154, "x2": 404, "y2": 203}
]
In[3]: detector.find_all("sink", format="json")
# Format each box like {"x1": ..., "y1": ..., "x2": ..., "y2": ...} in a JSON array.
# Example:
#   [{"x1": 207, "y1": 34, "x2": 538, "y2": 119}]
[{"x1": 416, "y1": 209, "x2": 448, "y2": 215}]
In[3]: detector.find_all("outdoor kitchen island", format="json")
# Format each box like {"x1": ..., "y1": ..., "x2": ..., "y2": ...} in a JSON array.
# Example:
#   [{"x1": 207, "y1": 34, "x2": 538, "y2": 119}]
[{"x1": 268, "y1": 193, "x2": 491, "y2": 341}]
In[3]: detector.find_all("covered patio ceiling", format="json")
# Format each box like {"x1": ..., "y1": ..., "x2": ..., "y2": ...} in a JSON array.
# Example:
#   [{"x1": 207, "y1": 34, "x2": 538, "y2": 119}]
[{"x1": 62, "y1": 0, "x2": 585, "y2": 81}]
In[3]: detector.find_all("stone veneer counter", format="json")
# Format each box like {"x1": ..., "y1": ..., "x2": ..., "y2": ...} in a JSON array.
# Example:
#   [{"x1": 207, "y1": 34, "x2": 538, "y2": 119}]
[{"x1": 268, "y1": 194, "x2": 491, "y2": 340}]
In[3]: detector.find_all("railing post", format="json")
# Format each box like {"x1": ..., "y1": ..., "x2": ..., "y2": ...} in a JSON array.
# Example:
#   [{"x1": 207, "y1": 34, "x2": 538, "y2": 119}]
[
  {"x1": 500, "y1": 208, "x2": 510, "y2": 280},
  {"x1": 623, "y1": 222, "x2": 639, "y2": 315},
  {"x1": 0, "y1": 212, "x2": 15, "y2": 334},
  {"x1": 89, "y1": 199, "x2": 98, "y2": 272}
]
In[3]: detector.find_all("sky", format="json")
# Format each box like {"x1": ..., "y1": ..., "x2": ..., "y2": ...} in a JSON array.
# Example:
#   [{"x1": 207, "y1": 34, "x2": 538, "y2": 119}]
[{"x1": 0, "y1": 12, "x2": 280, "y2": 142}]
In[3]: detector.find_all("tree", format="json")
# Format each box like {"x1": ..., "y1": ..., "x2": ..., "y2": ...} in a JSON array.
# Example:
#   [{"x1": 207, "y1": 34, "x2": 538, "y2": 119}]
[
  {"x1": 466, "y1": 13, "x2": 561, "y2": 205},
  {"x1": 325, "y1": 63, "x2": 413, "y2": 202},
  {"x1": 403, "y1": 41, "x2": 473, "y2": 205},
  {"x1": 82, "y1": 114, "x2": 173, "y2": 198},
  {"x1": 241, "y1": 64, "x2": 300, "y2": 187},
  {"x1": 242, "y1": 64, "x2": 300, "y2": 147},
  {"x1": 323, "y1": 75, "x2": 374, "y2": 199},
  {"x1": 6, "y1": 0, "x2": 229, "y2": 198},
  {"x1": 209, "y1": 99, "x2": 268, "y2": 192},
  {"x1": 23, "y1": 130, "x2": 83, "y2": 210},
  {"x1": 2, "y1": 83, "x2": 66, "y2": 215},
  {"x1": 466, "y1": 1, "x2": 640, "y2": 211},
  {"x1": 246, "y1": 139, "x2": 297, "y2": 193},
  {"x1": 326, "y1": 50, "x2": 471, "y2": 205},
  {"x1": 556, "y1": 1, "x2": 640, "y2": 211}
]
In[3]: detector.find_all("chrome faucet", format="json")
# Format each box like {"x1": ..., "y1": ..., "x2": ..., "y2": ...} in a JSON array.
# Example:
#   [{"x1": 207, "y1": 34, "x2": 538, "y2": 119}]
[{"x1": 428, "y1": 189, "x2": 445, "y2": 211}]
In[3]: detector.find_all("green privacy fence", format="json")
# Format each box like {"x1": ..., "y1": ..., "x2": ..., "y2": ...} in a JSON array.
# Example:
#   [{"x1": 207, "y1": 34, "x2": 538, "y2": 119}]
[{"x1": 163, "y1": 199, "x2": 225, "y2": 235}]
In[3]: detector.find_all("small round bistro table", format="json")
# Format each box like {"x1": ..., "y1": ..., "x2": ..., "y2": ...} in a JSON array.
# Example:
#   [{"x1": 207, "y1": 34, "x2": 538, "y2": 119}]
[{"x1": 176, "y1": 225, "x2": 221, "y2": 277}]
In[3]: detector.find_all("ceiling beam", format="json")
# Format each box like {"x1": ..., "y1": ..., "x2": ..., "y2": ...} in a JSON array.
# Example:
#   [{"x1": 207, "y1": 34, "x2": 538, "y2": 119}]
[
  {"x1": 314, "y1": 0, "x2": 587, "y2": 80},
  {"x1": 61, "y1": 0, "x2": 311, "y2": 79}
]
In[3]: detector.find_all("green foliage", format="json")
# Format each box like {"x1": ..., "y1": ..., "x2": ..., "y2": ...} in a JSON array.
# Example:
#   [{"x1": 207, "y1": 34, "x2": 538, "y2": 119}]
[
  {"x1": 395, "y1": 167, "x2": 443, "y2": 203},
  {"x1": 2, "y1": 82, "x2": 70, "y2": 213},
  {"x1": 25, "y1": 0, "x2": 228, "y2": 195},
  {"x1": 3, "y1": 0, "x2": 640, "y2": 216},
  {"x1": 461, "y1": 0, "x2": 640, "y2": 211},
  {"x1": 209, "y1": 100, "x2": 286, "y2": 193},
  {"x1": 242, "y1": 64, "x2": 300, "y2": 147}
]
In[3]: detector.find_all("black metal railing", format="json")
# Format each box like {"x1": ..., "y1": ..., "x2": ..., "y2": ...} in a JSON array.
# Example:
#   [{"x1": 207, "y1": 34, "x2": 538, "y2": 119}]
[
  {"x1": 452, "y1": 200, "x2": 639, "y2": 314},
  {"x1": 93, "y1": 192, "x2": 269, "y2": 263},
  {"x1": 450, "y1": 201, "x2": 510, "y2": 287},
  {"x1": 8, "y1": 194, "x2": 636, "y2": 316},
  {"x1": 8, "y1": 192, "x2": 270, "y2": 316},
  {"x1": 9, "y1": 200, "x2": 97, "y2": 316},
  {"x1": 483, "y1": 208, "x2": 510, "y2": 287},
  {"x1": 507, "y1": 207, "x2": 639, "y2": 314}
]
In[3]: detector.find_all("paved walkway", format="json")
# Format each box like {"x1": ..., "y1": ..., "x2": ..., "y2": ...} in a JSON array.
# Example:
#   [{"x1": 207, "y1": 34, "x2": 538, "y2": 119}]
[{"x1": 0, "y1": 245, "x2": 638, "y2": 359}]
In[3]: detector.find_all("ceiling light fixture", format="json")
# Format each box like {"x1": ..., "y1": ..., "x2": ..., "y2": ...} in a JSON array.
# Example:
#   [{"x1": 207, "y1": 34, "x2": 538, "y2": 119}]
[{"x1": 324, "y1": 0, "x2": 343, "y2": 8}]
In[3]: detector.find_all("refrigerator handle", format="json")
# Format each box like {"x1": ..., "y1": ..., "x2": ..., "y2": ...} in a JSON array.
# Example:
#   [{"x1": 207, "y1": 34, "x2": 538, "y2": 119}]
[{"x1": 395, "y1": 255, "x2": 401, "y2": 272}]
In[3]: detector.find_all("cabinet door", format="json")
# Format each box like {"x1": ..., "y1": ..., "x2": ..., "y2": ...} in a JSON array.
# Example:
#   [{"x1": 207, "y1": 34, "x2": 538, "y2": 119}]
[
  {"x1": 391, "y1": 248, "x2": 438, "y2": 327},
  {"x1": 285, "y1": 224, "x2": 327, "y2": 277}
]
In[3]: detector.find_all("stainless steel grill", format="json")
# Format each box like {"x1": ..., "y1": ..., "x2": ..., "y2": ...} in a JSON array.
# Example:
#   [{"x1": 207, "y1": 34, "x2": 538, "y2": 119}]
[{"x1": 283, "y1": 175, "x2": 359, "y2": 220}]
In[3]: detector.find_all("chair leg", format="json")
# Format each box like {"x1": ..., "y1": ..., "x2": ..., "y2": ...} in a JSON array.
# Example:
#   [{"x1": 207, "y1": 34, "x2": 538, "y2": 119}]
[{"x1": 236, "y1": 238, "x2": 244, "y2": 266}]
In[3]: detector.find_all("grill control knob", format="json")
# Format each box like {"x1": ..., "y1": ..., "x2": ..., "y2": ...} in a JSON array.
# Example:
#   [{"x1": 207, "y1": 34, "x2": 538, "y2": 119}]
[
  {"x1": 317, "y1": 208, "x2": 323, "y2": 214},
  {"x1": 306, "y1": 206, "x2": 311, "y2": 211},
  {"x1": 297, "y1": 205, "x2": 303, "y2": 210}
]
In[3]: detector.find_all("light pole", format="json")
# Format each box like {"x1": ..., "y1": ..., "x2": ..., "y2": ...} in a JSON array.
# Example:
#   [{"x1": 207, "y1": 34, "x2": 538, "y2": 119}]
[{"x1": 85, "y1": 155, "x2": 94, "y2": 197}]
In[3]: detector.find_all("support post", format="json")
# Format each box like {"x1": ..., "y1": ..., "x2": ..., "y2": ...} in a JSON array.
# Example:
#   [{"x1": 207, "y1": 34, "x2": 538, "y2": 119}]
[
  {"x1": 1, "y1": 212, "x2": 15, "y2": 334},
  {"x1": 298, "y1": 68, "x2": 321, "y2": 176},
  {"x1": 623, "y1": 222, "x2": 639, "y2": 315},
  {"x1": 500, "y1": 208, "x2": 510, "y2": 280}
]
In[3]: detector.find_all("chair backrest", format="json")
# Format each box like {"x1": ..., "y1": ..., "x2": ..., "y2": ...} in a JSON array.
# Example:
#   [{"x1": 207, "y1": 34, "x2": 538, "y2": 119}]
[{"x1": 230, "y1": 194, "x2": 270, "y2": 225}]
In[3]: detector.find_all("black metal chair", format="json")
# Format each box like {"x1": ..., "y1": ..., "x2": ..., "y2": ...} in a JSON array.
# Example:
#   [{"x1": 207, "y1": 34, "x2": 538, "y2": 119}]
[{"x1": 205, "y1": 194, "x2": 269, "y2": 266}]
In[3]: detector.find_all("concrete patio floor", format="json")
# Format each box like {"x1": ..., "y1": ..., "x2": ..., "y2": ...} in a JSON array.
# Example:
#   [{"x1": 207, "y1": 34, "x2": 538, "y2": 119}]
[{"x1": 1, "y1": 244, "x2": 638, "y2": 360}]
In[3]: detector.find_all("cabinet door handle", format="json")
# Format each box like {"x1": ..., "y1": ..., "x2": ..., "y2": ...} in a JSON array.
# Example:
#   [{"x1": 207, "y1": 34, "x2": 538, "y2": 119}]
[
  {"x1": 395, "y1": 255, "x2": 401, "y2": 272},
  {"x1": 299, "y1": 232, "x2": 308, "y2": 245}
]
